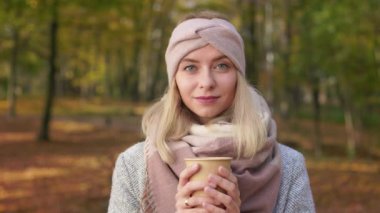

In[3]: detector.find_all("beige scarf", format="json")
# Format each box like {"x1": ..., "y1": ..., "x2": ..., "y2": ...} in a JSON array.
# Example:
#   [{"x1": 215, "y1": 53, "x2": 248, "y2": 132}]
[{"x1": 142, "y1": 119, "x2": 282, "y2": 213}]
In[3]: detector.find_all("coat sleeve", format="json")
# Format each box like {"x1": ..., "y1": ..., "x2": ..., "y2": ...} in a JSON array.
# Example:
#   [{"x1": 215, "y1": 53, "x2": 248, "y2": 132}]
[
  {"x1": 283, "y1": 154, "x2": 315, "y2": 213},
  {"x1": 108, "y1": 143, "x2": 145, "y2": 213}
]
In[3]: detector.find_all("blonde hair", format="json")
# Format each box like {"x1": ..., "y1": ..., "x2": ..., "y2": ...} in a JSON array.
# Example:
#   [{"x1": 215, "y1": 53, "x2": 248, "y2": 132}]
[{"x1": 142, "y1": 73, "x2": 267, "y2": 163}]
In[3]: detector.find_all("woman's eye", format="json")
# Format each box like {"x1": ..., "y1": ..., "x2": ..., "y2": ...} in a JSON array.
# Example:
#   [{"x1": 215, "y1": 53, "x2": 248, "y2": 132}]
[
  {"x1": 215, "y1": 63, "x2": 229, "y2": 70},
  {"x1": 184, "y1": 65, "x2": 196, "y2": 72}
]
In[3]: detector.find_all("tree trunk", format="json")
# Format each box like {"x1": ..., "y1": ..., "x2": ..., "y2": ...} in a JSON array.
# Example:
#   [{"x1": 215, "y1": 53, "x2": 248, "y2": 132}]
[
  {"x1": 124, "y1": 2, "x2": 150, "y2": 101},
  {"x1": 281, "y1": 0, "x2": 294, "y2": 119},
  {"x1": 130, "y1": 42, "x2": 143, "y2": 101},
  {"x1": 7, "y1": 28, "x2": 20, "y2": 118},
  {"x1": 104, "y1": 51, "x2": 113, "y2": 98},
  {"x1": 137, "y1": 2, "x2": 154, "y2": 101},
  {"x1": 344, "y1": 107, "x2": 356, "y2": 158},
  {"x1": 147, "y1": 0, "x2": 175, "y2": 100},
  {"x1": 312, "y1": 83, "x2": 322, "y2": 157},
  {"x1": 336, "y1": 82, "x2": 357, "y2": 159},
  {"x1": 118, "y1": 49, "x2": 128, "y2": 98},
  {"x1": 239, "y1": 0, "x2": 258, "y2": 83},
  {"x1": 38, "y1": 0, "x2": 59, "y2": 142}
]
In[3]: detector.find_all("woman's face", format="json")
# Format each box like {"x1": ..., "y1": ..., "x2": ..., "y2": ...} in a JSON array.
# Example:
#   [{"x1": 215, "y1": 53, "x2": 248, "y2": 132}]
[{"x1": 175, "y1": 45, "x2": 237, "y2": 124}]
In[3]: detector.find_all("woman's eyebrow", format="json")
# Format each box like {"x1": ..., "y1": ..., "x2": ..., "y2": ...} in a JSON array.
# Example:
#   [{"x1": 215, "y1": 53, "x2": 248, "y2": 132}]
[
  {"x1": 180, "y1": 58, "x2": 199, "y2": 63},
  {"x1": 181, "y1": 55, "x2": 228, "y2": 63},
  {"x1": 213, "y1": 55, "x2": 229, "y2": 61}
]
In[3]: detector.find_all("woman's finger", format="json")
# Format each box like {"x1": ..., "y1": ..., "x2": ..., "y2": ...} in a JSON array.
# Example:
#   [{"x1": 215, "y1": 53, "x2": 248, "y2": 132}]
[
  {"x1": 208, "y1": 172, "x2": 238, "y2": 198},
  {"x1": 204, "y1": 186, "x2": 233, "y2": 206},
  {"x1": 177, "y1": 180, "x2": 206, "y2": 198},
  {"x1": 204, "y1": 167, "x2": 241, "y2": 212},
  {"x1": 202, "y1": 202, "x2": 226, "y2": 213},
  {"x1": 203, "y1": 187, "x2": 240, "y2": 213},
  {"x1": 178, "y1": 163, "x2": 200, "y2": 188},
  {"x1": 181, "y1": 196, "x2": 215, "y2": 210},
  {"x1": 218, "y1": 166, "x2": 238, "y2": 185}
]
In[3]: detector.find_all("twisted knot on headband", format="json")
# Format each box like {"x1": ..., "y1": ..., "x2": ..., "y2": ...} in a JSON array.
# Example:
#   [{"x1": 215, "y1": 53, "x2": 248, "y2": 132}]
[{"x1": 165, "y1": 18, "x2": 245, "y2": 83}]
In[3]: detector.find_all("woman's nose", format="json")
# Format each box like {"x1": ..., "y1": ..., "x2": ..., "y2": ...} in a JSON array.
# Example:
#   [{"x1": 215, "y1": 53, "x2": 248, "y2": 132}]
[{"x1": 199, "y1": 68, "x2": 216, "y2": 89}]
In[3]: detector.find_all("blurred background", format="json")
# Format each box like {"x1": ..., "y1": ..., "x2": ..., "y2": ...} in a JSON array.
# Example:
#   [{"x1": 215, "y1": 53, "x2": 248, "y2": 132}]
[{"x1": 0, "y1": 0, "x2": 379, "y2": 212}]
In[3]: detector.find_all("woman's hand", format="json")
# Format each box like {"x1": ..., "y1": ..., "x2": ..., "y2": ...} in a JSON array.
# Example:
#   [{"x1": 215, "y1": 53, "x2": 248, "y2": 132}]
[
  {"x1": 202, "y1": 166, "x2": 241, "y2": 213},
  {"x1": 176, "y1": 163, "x2": 210, "y2": 212},
  {"x1": 175, "y1": 164, "x2": 240, "y2": 213}
]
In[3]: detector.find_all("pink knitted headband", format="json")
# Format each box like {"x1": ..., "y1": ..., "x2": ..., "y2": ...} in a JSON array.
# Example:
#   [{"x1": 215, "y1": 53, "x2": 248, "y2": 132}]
[{"x1": 165, "y1": 18, "x2": 245, "y2": 83}]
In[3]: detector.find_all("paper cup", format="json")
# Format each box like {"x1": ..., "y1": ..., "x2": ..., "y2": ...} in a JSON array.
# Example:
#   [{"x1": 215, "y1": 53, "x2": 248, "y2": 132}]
[{"x1": 184, "y1": 157, "x2": 232, "y2": 198}]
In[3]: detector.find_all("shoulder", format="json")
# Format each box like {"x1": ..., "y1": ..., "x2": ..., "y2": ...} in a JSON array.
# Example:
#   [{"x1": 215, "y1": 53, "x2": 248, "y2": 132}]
[
  {"x1": 114, "y1": 142, "x2": 146, "y2": 176},
  {"x1": 108, "y1": 142, "x2": 146, "y2": 212},
  {"x1": 113, "y1": 142, "x2": 146, "y2": 196},
  {"x1": 278, "y1": 143, "x2": 305, "y2": 166},
  {"x1": 275, "y1": 143, "x2": 315, "y2": 212},
  {"x1": 278, "y1": 143, "x2": 307, "y2": 182},
  {"x1": 113, "y1": 142, "x2": 146, "y2": 184},
  {"x1": 119, "y1": 142, "x2": 145, "y2": 161}
]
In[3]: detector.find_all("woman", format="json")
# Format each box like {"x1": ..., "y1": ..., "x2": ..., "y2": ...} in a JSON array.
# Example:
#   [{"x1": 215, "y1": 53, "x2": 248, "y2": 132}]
[{"x1": 108, "y1": 11, "x2": 315, "y2": 213}]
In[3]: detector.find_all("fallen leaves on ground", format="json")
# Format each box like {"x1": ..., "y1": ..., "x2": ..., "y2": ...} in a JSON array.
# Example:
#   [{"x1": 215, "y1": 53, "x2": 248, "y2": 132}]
[{"x1": 0, "y1": 114, "x2": 379, "y2": 212}]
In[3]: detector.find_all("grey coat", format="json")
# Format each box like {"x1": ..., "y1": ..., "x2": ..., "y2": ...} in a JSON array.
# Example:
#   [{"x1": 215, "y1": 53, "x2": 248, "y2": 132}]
[{"x1": 108, "y1": 142, "x2": 315, "y2": 213}]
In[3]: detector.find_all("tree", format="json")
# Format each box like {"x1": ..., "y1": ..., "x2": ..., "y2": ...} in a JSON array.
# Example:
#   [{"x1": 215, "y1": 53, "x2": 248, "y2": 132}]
[
  {"x1": 38, "y1": 0, "x2": 59, "y2": 142},
  {"x1": 1, "y1": 1, "x2": 31, "y2": 117},
  {"x1": 239, "y1": 0, "x2": 259, "y2": 84},
  {"x1": 7, "y1": 27, "x2": 19, "y2": 117},
  {"x1": 291, "y1": 0, "x2": 380, "y2": 158}
]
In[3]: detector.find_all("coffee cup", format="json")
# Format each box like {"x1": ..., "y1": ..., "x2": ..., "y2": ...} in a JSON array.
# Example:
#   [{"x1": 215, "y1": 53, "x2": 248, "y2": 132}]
[{"x1": 184, "y1": 157, "x2": 232, "y2": 197}]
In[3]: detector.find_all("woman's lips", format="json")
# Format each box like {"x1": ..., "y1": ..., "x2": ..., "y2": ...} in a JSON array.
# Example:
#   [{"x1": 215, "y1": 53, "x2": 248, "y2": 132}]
[{"x1": 194, "y1": 96, "x2": 219, "y2": 104}]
